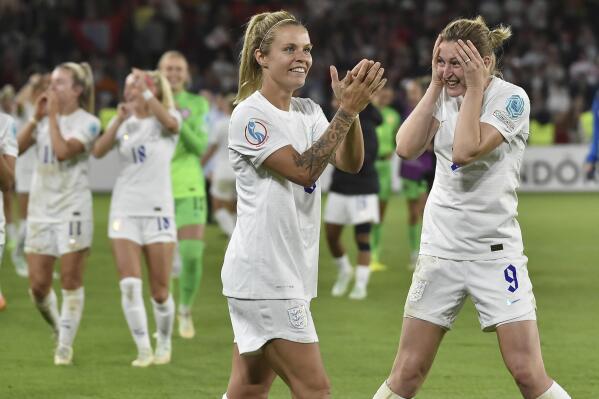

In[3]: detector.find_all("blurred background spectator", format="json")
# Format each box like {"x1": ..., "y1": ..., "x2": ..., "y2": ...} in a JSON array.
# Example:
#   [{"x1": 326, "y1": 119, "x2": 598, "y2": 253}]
[{"x1": 1, "y1": 0, "x2": 597, "y2": 145}]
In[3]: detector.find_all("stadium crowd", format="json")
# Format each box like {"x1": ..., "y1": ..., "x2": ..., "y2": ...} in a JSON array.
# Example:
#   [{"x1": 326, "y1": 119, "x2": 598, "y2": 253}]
[{"x1": 1, "y1": 0, "x2": 598, "y2": 145}]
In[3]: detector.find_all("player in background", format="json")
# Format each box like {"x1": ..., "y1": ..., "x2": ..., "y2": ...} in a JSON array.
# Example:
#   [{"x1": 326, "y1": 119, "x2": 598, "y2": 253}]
[
  {"x1": 0, "y1": 86, "x2": 18, "y2": 264},
  {"x1": 583, "y1": 88, "x2": 598, "y2": 179},
  {"x1": 11, "y1": 73, "x2": 50, "y2": 276},
  {"x1": 201, "y1": 93, "x2": 237, "y2": 237},
  {"x1": 17, "y1": 62, "x2": 100, "y2": 365},
  {"x1": 369, "y1": 87, "x2": 401, "y2": 272},
  {"x1": 158, "y1": 50, "x2": 210, "y2": 339},
  {"x1": 399, "y1": 78, "x2": 436, "y2": 269},
  {"x1": 92, "y1": 69, "x2": 180, "y2": 367},
  {"x1": 0, "y1": 111, "x2": 18, "y2": 311},
  {"x1": 326, "y1": 101, "x2": 381, "y2": 300},
  {"x1": 373, "y1": 17, "x2": 571, "y2": 399}
]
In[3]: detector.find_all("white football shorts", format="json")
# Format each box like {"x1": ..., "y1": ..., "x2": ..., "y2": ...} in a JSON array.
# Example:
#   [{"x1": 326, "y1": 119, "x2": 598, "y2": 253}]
[
  {"x1": 25, "y1": 220, "x2": 93, "y2": 257},
  {"x1": 108, "y1": 216, "x2": 176, "y2": 246},
  {"x1": 324, "y1": 192, "x2": 379, "y2": 225}
]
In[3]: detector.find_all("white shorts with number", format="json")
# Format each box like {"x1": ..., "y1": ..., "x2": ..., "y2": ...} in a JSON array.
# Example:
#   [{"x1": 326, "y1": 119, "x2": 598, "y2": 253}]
[
  {"x1": 404, "y1": 255, "x2": 537, "y2": 332},
  {"x1": 323, "y1": 192, "x2": 380, "y2": 225},
  {"x1": 25, "y1": 220, "x2": 93, "y2": 257},
  {"x1": 227, "y1": 298, "x2": 319, "y2": 355},
  {"x1": 108, "y1": 216, "x2": 176, "y2": 245},
  {"x1": 210, "y1": 177, "x2": 237, "y2": 202}
]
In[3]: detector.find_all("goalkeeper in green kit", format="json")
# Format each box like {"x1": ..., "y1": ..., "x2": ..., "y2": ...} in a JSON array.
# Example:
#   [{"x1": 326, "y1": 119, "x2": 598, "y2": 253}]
[
  {"x1": 370, "y1": 87, "x2": 401, "y2": 271},
  {"x1": 159, "y1": 51, "x2": 209, "y2": 338}
]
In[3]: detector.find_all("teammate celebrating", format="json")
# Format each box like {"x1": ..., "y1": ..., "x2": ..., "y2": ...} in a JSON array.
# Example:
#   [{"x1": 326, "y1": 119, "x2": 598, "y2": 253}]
[
  {"x1": 92, "y1": 69, "x2": 181, "y2": 367},
  {"x1": 17, "y1": 62, "x2": 100, "y2": 365},
  {"x1": 158, "y1": 50, "x2": 210, "y2": 339},
  {"x1": 0, "y1": 111, "x2": 18, "y2": 310},
  {"x1": 221, "y1": 10, "x2": 385, "y2": 399},
  {"x1": 373, "y1": 17, "x2": 571, "y2": 399}
]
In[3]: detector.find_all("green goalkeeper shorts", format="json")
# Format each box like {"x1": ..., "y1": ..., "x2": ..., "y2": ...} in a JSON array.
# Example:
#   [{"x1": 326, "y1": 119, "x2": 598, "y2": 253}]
[
  {"x1": 402, "y1": 178, "x2": 428, "y2": 200},
  {"x1": 175, "y1": 196, "x2": 207, "y2": 228},
  {"x1": 375, "y1": 159, "x2": 393, "y2": 201}
]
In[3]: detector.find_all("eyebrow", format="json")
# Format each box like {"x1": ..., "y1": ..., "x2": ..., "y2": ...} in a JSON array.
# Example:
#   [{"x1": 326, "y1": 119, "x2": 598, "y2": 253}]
[{"x1": 282, "y1": 43, "x2": 313, "y2": 48}]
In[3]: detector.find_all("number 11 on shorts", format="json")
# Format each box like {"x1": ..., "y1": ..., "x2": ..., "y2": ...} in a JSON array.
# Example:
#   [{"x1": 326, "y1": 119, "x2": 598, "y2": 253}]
[{"x1": 504, "y1": 264, "x2": 519, "y2": 293}]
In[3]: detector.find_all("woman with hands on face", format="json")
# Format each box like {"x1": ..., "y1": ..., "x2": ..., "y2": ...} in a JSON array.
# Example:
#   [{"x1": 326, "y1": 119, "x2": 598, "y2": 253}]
[
  {"x1": 92, "y1": 68, "x2": 181, "y2": 367},
  {"x1": 374, "y1": 16, "x2": 571, "y2": 399},
  {"x1": 221, "y1": 10, "x2": 385, "y2": 399},
  {"x1": 17, "y1": 62, "x2": 100, "y2": 366}
]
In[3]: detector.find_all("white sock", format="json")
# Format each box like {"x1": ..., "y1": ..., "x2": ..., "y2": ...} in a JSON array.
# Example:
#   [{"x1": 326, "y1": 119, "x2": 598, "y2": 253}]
[
  {"x1": 355, "y1": 264, "x2": 371, "y2": 288},
  {"x1": 59, "y1": 287, "x2": 85, "y2": 348},
  {"x1": 6, "y1": 223, "x2": 17, "y2": 241},
  {"x1": 119, "y1": 277, "x2": 151, "y2": 352},
  {"x1": 18, "y1": 220, "x2": 26, "y2": 242},
  {"x1": 334, "y1": 254, "x2": 352, "y2": 274},
  {"x1": 214, "y1": 208, "x2": 236, "y2": 236},
  {"x1": 151, "y1": 294, "x2": 174, "y2": 345},
  {"x1": 222, "y1": 394, "x2": 228, "y2": 399},
  {"x1": 178, "y1": 303, "x2": 191, "y2": 315},
  {"x1": 373, "y1": 380, "x2": 409, "y2": 399},
  {"x1": 536, "y1": 381, "x2": 571, "y2": 399},
  {"x1": 31, "y1": 289, "x2": 60, "y2": 334}
]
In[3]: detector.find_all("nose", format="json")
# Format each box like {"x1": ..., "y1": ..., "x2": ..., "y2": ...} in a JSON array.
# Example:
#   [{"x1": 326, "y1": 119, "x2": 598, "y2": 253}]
[{"x1": 442, "y1": 64, "x2": 453, "y2": 79}]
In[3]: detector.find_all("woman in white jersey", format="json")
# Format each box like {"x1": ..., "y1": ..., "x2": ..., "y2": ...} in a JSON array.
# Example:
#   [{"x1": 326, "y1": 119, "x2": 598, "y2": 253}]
[
  {"x1": 201, "y1": 93, "x2": 236, "y2": 237},
  {"x1": 92, "y1": 69, "x2": 180, "y2": 367},
  {"x1": 17, "y1": 62, "x2": 100, "y2": 366},
  {"x1": 11, "y1": 73, "x2": 50, "y2": 276},
  {"x1": 221, "y1": 10, "x2": 386, "y2": 399},
  {"x1": 373, "y1": 17, "x2": 571, "y2": 399},
  {"x1": 0, "y1": 111, "x2": 18, "y2": 311}
]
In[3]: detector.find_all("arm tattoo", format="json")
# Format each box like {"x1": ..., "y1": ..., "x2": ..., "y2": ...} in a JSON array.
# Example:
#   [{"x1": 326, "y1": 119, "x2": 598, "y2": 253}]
[{"x1": 293, "y1": 108, "x2": 355, "y2": 182}]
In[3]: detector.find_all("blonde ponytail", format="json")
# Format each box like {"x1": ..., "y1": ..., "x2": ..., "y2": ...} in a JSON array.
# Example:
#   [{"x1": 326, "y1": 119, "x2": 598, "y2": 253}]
[
  {"x1": 235, "y1": 10, "x2": 302, "y2": 104},
  {"x1": 488, "y1": 25, "x2": 512, "y2": 51}
]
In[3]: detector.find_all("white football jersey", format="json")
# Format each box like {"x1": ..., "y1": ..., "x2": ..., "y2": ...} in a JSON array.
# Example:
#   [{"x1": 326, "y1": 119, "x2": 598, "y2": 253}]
[
  {"x1": 222, "y1": 91, "x2": 329, "y2": 301},
  {"x1": 109, "y1": 109, "x2": 181, "y2": 218},
  {"x1": 15, "y1": 102, "x2": 37, "y2": 192},
  {"x1": 421, "y1": 77, "x2": 530, "y2": 260},
  {"x1": 0, "y1": 112, "x2": 19, "y2": 243},
  {"x1": 209, "y1": 116, "x2": 235, "y2": 181},
  {"x1": 28, "y1": 109, "x2": 100, "y2": 223}
]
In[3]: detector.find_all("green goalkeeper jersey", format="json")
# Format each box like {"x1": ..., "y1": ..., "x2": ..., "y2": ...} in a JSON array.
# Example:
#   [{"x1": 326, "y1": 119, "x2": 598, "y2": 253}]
[
  {"x1": 171, "y1": 90, "x2": 210, "y2": 199},
  {"x1": 375, "y1": 106, "x2": 401, "y2": 158}
]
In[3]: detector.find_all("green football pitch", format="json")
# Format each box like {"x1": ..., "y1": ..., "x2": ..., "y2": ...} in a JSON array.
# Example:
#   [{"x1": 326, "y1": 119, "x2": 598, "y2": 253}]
[{"x1": 0, "y1": 193, "x2": 597, "y2": 398}]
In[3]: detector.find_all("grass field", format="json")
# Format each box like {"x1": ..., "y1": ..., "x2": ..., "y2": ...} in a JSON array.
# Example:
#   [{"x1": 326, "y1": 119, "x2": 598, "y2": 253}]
[{"x1": 0, "y1": 193, "x2": 597, "y2": 398}]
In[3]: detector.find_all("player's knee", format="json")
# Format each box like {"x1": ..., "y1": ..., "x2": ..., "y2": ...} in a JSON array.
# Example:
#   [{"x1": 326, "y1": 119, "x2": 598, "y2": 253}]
[
  {"x1": 509, "y1": 362, "x2": 540, "y2": 390},
  {"x1": 60, "y1": 274, "x2": 82, "y2": 290},
  {"x1": 389, "y1": 358, "x2": 428, "y2": 396},
  {"x1": 30, "y1": 285, "x2": 50, "y2": 302},
  {"x1": 291, "y1": 376, "x2": 331, "y2": 399}
]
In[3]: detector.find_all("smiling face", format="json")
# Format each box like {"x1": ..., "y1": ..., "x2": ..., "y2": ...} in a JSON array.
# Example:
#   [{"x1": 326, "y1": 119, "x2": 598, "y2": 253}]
[
  {"x1": 50, "y1": 67, "x2": 82, "y2": 107},
  {"x1": 436, "y1": 40, "x2": 466, "y2": 97},
  {"x1": 159, "y1": 55, "x2": 188, "y2": 93},
  {"x1": 257, "y1": 24, "x2": 313, "y2": 94}
]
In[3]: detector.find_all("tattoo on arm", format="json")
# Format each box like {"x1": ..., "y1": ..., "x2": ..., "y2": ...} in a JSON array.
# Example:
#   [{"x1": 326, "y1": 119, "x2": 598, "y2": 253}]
[{"x1": 292, "y1": 108, "x2": 355, "y2": 182}]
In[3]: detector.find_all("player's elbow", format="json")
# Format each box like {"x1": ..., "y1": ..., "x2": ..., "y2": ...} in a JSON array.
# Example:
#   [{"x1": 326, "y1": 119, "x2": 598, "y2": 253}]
[
  {"x1": 396, "y1": 144, "x2": 419, "y2": 160},
  {"x1": 451, "y1": 152, "x2": 475, "y2": 166}
]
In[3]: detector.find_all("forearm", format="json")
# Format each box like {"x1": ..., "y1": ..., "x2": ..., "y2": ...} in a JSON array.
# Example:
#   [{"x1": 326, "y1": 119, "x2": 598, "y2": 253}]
[
  {"x1": 48, "y1": 116, "x2": 71, "y2": 160},
  {"x1": 18, "y1": 120, "x2": 36, "y2": 154},
  {"x1": 147, "y1": 97, "x2": 178, "y2": 133},
  {"x1": 396, "y1": 84, "x2": 442, "y2": 159},
  {"x1": 452, "y1": 88, "x2": 484, "y2": 164},
  {"x1": 334, "y1": 117, "x2": 364, "y2": 173},
  {"x1": 293, "y1": 107, "x2": 356, "y2": 186},
  {"x1": 92, "y1": 118, "x2": 121, "y2": 158},
  {"x1": 180, "y1": 122, "x2": 208, "y2": 156}
]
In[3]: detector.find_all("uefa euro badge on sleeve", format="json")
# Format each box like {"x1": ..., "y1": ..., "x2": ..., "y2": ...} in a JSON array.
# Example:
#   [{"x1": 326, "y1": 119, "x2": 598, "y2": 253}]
[
  {"x1": 245, "y1": 119, "x2": 268, "y2": 146},
  {"x1": 505, "y1": 95, "x2": 525, "y2": 119},
  {"x1": 287, "y1": 305, "x2": 308, "y2": 329}
]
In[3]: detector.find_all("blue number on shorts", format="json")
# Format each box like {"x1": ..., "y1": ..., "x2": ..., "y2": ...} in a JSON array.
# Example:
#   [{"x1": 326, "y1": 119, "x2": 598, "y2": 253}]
[
  {"x1": 156, "y1": 217, "x2": 169, "y2": 231},
  {"x1": 43, "y1": 145, "x2": 55, "y2": 164},
  {"x1": 504, "y1": 264, "x2": 519, "y2": 293},
  {"x1": 68, "y1": 221, "x2": 82, "y2": 237},
  {"x1": 132, "y1": 145, "x2": 146, "y2": 163}
]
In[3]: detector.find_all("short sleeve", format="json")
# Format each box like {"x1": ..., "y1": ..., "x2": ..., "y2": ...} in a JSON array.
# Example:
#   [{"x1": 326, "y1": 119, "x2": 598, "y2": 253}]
[
  {"x1": 309, "y1": 100, "x2": 329, "y2": 143},
  {"x1": 71, "y1": 114, "x2": 101, "y2": 150},
  {"x1": 480, "y1": 88, "x2": 530, "y2": 143},
  {"x1": 228, "y1": 105, "x2": 290, "y2": 167},
  {"x1": 0, "y1": 116, "x2": 18, "y2": 158}
]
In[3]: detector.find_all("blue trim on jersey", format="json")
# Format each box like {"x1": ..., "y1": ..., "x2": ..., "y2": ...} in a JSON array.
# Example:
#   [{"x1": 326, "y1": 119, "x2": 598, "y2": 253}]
[{"x1": 586, "y1": 90, "x2": 599, "y2": 163}]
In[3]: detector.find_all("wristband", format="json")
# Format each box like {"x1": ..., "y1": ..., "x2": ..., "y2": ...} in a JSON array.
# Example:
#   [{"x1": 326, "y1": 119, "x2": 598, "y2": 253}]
[
  {"x1": 142, "y1": 89, "x2": 154, "y2": 101},
  {"x1": 30, "y1": 117, "x2": 39, "y2": 126}
]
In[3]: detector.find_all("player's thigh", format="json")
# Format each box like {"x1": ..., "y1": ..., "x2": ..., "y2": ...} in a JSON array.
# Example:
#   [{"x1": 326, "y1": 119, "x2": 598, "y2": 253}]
[
  {"x1": 111, "y1": 238, "x2": 144, "y2": 278},
  {"x1": 264, "y1": 339, "x2": 330, "y2": 397},
  {"x1": 27, "y1": 253, "x2": 56, "y2": 296},
  {"x1": 227, "y1": 344, "x2": 277, "y2": 399},
  {"x1": 143, "y1": 241, "x2": 175, "y2": 300}
]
